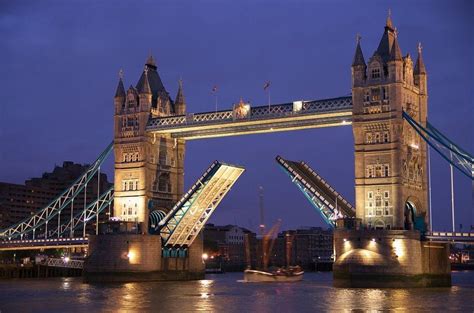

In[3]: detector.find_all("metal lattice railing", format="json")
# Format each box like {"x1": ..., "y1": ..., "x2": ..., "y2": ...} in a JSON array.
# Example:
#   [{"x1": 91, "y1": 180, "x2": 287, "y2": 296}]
[
  {"x1": 147, "y1": 96, "x2": 352, "y2": 130},
  {"x1": 0, "y1": 142, "x2": 113, "y2": 240}
]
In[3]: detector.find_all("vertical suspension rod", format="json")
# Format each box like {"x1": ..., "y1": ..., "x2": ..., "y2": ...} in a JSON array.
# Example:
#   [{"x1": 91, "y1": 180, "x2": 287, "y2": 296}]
[
  {"x1": 83, "y1": 182, "x2": 87, "y2": 238},
  {"x1": 450, "y1": 151, "x2": 455, "y2": 232},
  {"x1": 428, "y1": 146, "x2": 433, "y2": 232},
  {"x1": 96, "y1": 167, "x2": 100, "y2": 235},
  {"x1": 70, "y1": 199, "x2": 74, "y2": 238}
]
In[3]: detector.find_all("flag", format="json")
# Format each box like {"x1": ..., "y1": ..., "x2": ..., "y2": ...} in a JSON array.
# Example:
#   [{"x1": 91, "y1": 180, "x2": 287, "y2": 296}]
[
  {"x1": 212, "y1": 85, "x2": 218, "y2": 93},
  {"x1": 263, "y1": 81, "x2": 271, "y2": 91}
]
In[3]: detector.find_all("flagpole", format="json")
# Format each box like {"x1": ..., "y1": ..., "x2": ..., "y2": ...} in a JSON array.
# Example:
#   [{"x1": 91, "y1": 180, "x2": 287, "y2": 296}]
[
  {"x1": 268, "y1": 90, "x2": 271, "y2": 110},
  {"x1": 215, "y1": 94, "x2": 218, "y2": 113}
]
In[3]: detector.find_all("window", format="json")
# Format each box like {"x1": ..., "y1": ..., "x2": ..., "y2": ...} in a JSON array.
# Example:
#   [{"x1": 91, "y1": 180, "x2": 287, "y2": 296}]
[
  {"x1": 375, "y1": 133, "x2": 380, "y2": 143},
  {"x1": 371, "y1": 88, "x2": 381, "y2": 101},
  {"x1": 383, "y1": 132, "x2": 390, "y2": 143},
  {"x1": 366, "y1": 133, "x2": 373, "y2": 144},
  {"x1": 364, "y1": 90, "x2": 370, "y2": 102},
  {"x1": 368, "y1": 191, "x2": 373, "y2": 199},
  {"x1": 375, "y1": 165, "x2": 383, "y2": 177},
  {"x1": 366, "y1": 166, "x2": 374, "y2": 178},
  {"x1": 384, "y1": 191, "x2": 390, "y2": 198},
  {"x1": 375, "y1": 196, "x2": 382, "y2": 208},
  {"x1": 371, "y1": 68, "x2": 381, "y2": 79},
  {"x1": 382, "y1": 87, "x2": 388, "y2": 100},
  {"x1": 158, "y1": 173, "x2": 171, "y2": 192},
  {"x1": 384, "y1": 165, "x2": 390, "y2": 177}
]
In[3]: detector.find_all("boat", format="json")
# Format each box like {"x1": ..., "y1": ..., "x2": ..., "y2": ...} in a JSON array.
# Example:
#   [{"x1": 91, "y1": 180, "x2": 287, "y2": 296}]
[
  {"x1": 243, "y1": 209, "x2": 304, "y2": 282},
  {"x1": 244, "y1": 266, "x2": 304, "y2": 282}
]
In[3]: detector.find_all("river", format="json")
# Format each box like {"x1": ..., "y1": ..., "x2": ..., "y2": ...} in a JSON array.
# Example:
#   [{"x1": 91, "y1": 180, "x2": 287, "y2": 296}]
[{"x1": 0, "y1": 271, "x2": 473, "y2": 312}]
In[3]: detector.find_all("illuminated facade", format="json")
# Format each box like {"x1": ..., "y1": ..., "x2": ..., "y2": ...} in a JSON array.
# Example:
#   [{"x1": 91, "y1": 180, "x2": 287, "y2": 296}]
[
  {"x1": 351, "y1": 15, "x2": 429, "y2": 230},
  {"x1": 113, "y1": 56, "x2": 186, "y2": 228}
]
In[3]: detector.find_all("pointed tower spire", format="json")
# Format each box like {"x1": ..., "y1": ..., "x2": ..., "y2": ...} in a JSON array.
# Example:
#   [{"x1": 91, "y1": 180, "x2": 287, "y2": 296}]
[
  {"x1": 138, "y1": 66, "x2": 152, "y2": 94},
  {"x1": 174, "y1": 78, "x2": 186, "y2": 115},
  {"x1": 386, "y1": 8, "x2": 394, "y2": 31},
  {"x1": 414, "y1": 42, "x2": 427, "y2": 74},
  {"x1": 389, "y1": 31, "x2": 403, "y2": 61},
  {"x1": 175, "y1": 79, "x2": 185, "y2": 104},
  {"x1": 114, "y1": 69, "x2": 126, "y2": 98},
  {"x1": 352, "y1": 34, "x2": 366, "y2": 67},
  {"x1": 146, "y1": 54, "x2": 157, "y2": 69}
]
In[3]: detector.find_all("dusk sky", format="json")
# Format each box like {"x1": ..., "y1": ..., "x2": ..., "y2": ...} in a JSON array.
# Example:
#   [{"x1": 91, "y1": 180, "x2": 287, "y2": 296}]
[{"x1": 0, "y1": 0, "x2": 472, "y2": 232}]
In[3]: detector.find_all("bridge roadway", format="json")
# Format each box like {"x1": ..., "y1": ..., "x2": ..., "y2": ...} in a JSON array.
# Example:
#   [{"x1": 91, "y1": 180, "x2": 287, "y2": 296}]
[
  {"x1": 146, "y1": 96, "x2": 352, "y2": 139},
  {"x1": 2, "y1": 232, "x2": 472, "y2": 252},
  {"x1": 0, "y1": 237, "x2": 88, "y2": 251}
]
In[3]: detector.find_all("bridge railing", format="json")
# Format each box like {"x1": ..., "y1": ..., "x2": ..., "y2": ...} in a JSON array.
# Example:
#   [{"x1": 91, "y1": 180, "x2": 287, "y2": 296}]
[{"x1": 147, "y1": 96, "x2": 352, "y2": 130}]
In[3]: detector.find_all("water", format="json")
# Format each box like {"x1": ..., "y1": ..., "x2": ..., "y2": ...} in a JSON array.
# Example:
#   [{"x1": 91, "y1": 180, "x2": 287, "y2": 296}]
[{"x1": 0, "y1": 271, "x2": 473, "y2": 312}]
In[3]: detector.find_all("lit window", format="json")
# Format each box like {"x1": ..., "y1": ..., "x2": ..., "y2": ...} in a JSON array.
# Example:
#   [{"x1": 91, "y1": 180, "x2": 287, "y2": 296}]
[
  {"x1": 375, "y1": 133, "x2": 380, "y2": 143},
  {"x1": 366, "y1": 133, "x2": 373, "y2": 144},
  {"x1": 371, "y1": 88, "x2": 381, "y2": 101}
]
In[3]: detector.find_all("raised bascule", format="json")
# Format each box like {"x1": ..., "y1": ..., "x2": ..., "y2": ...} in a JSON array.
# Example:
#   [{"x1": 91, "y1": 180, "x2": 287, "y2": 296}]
[{"x1": 0, "y1": 14, "x2": 473, "y2": 285}]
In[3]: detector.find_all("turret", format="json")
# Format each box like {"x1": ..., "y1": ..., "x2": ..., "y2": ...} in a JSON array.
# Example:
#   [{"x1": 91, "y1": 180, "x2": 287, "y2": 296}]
[
  {"x1": 414, "y1": 43, "x2": 427, "y2": 94},
  {"x1": 138, "y1": 67, "x2": 152, "y2": 111},
  {"x1": 114, "y1": 70, "x2": 126, "y2": 114},
  {"x1": 351, "y1": 35, "x2": 366, "y2": 87},
  {"x1": 388, "y1": 33, "x2": 403, "y2": 82},
  {"x1": 174, "y1": 79, "x2": 186, "y2": 115}
]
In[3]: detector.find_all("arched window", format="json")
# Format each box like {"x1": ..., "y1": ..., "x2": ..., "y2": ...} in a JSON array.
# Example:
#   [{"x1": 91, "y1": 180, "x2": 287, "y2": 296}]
[{"x1": 158, "y1": 173, "x2": 171, "y2": 192}]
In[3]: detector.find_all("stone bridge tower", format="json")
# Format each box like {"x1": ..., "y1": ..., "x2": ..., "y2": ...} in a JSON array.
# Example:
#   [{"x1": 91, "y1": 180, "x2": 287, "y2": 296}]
[
  {"x1": 113, "y1": 56, "x2": 186, "y2": 231},
  {"x1": 351, "y1": 15, "x2": 429, "y2": 230}
]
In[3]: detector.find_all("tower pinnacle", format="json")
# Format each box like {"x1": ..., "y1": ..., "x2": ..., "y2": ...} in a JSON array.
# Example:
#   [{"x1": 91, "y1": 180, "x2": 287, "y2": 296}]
[
  {"x1": 114, "y1": 69, "x2": 126, "y2": 98},
  {"x1": 386, "y1": 9, "x2": 394, "y2": 30},
  {"x1": 414, "y1": 42, "x2": 427, "y2": 74},
  {"x1": 352, "y1": 34, "x2": 366, "y2": 67}
]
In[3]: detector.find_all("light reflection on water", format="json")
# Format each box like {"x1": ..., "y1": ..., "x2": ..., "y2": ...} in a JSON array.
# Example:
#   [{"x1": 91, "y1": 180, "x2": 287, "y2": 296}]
[{"x1": 0, "y1": 272, "x2": 473, "y2": 312}]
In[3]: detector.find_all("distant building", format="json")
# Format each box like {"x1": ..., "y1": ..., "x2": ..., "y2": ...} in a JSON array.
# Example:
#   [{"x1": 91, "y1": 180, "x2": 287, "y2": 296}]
[
  {"x1": 203, "y1": 223, "x2": 333, "y2": 271},
  {"x1": 203, "y1": 224, "x2": 256, "y2": 271},
  {"x1": 273, "y1": 227, "x2": 333, "y2": 270},
  {"x1": 0, "y1": 161, "x2": 112, "y2": 236}
]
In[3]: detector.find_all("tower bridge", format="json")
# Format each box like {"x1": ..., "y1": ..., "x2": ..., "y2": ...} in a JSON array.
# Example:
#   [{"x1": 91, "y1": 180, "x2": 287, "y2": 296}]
[{"x1": 0, "y1": 13, "x2": 473, "y2": 285}]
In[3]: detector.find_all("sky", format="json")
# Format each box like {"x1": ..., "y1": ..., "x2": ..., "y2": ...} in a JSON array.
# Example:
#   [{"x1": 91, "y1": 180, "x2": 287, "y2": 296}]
[{"x1": 0, "y1": 0, "x2": 472, "y2": 232}]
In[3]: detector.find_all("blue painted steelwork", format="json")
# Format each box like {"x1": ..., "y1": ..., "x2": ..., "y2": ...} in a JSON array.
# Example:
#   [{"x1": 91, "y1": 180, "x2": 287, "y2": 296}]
[
  {"x1": 276, "y1": 156, "x2": 355, "y2": 228},
  {"x1": 149, "y1": 210, "x2": 167, "y2": 234},
  {"x1": 158, "y1": 161, "x2": 221, "y2": 245},
  {"x1": 403, "y1": 111, "x2": 473, "y2": 180},
  {"x1": 50, "y1": 186, "x2": 114, "y2": 237},
  {"x1": 0, "y1": 142, "x2": 113, "y2": 240}
]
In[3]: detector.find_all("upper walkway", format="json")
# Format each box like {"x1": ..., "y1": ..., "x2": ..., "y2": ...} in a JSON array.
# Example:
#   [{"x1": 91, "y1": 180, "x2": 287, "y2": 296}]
[{"x1": 146, "y1": 96, "x2": 352, "y2": 139}]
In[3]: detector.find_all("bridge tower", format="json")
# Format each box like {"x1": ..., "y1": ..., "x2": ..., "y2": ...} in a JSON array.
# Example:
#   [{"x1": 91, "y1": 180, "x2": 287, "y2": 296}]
[
  {"x1": 333, "y1": 13, "x2": 449, "y2": 288},
  {"x1": 351, "y1": 14, "x2": 429, "y2": 231},
  {"x1": 113, "y1": 56, "x2": 186, "y2": 231}
]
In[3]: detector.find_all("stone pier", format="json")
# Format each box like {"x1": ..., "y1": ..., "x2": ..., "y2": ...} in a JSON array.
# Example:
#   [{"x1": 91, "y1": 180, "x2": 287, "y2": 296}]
[
  {"x1": 83, "y1": 233, "x2": 205, "y2": 283},
  {"x1": 333, "y1": 228, "x2": 451, "y2": 288}
]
